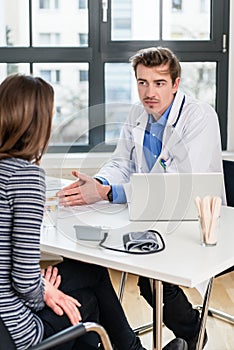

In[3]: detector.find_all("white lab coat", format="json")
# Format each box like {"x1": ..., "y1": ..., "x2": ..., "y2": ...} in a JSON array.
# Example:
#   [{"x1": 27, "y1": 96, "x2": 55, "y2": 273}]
[
  {"x1": 97, "y1": 89, "x2": 224, "y2": 201},
  {"x1": 97, "y1": 89, "x2": 225, "y2": 296}
]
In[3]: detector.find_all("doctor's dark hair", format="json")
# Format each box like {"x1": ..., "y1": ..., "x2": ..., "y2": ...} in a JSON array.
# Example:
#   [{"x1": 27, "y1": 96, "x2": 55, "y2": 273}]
[
  {"x1": 0, "y1": 73, "x2": 54, "y2": 164},
  {"x1": 130, "y1": 47, "x2": 181, "y2": 85}
]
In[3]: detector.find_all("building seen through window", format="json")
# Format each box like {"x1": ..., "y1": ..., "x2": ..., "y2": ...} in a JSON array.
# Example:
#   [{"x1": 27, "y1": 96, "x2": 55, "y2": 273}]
[{"x1": 0, "y1": 0, "x2": 229, "y2": 151}]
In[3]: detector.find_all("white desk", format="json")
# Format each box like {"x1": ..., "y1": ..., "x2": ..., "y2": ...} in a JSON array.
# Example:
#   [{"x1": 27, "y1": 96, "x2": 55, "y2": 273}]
[{"x1": 41, "y1": 203, "x2": 234, "y2": 350}]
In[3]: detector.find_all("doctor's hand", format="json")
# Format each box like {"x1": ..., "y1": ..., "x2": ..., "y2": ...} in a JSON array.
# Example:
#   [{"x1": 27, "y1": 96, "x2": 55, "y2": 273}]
[{"x1": 57, "y1": 170, "x2": 111, "y2": 206}]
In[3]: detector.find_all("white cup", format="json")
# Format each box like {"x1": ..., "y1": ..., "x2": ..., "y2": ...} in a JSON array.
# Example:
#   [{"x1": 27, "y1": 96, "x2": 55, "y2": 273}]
[{"x1": 43, "y1": 193, "x2": 59, "y2": 231}]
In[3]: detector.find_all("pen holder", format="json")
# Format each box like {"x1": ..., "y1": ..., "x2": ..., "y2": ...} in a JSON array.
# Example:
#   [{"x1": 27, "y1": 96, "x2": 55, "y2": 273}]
[{"x1": 198, "y1": 216, "x2": 220, "y2": 247}]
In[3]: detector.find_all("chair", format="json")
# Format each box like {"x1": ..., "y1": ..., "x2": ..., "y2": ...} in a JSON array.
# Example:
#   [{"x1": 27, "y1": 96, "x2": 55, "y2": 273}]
[
  {"x1": 223, "y1": 159, "x2": 234, "y2": 207},
  {"x1": 0, "y1": 319, "x2": 113, "y2": 350}
]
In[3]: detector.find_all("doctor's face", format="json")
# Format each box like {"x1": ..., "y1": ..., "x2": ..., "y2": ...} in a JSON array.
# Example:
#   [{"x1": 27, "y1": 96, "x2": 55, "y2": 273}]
[{"x1": 136, "y1": 63, "x2": 180, "y2": 121}]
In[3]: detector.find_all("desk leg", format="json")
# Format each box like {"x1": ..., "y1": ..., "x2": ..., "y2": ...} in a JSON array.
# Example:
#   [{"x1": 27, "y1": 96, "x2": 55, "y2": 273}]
[
  {"x1": 196, "y1": 277, "x2": 214, "y2": 350},
  {"x1": 118, "y1": 271, "x2": 128, "y2": 303},
  {"x1": 153, "y1": 280, "x2": 163, "y2": 350}
]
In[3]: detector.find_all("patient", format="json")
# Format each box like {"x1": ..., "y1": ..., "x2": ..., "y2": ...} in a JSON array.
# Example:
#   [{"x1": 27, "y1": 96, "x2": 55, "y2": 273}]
[{"x1": 0, "y1": 74, "x2": 146, "y2": 350}]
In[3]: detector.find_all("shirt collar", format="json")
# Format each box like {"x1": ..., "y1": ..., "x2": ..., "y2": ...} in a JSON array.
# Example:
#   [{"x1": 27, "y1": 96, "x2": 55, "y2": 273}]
[{"x1": 148, "y1": 101, "x2": 173, "y2": 126}]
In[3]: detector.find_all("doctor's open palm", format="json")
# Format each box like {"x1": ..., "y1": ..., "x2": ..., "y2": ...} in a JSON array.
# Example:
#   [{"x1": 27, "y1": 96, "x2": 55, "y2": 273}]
[{"x1": 57, "y1": 170, "x2": 110, "y2": 206}]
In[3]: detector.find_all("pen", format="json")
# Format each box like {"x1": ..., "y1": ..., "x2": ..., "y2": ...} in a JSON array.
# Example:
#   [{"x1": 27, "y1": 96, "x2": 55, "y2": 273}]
[{"x1": 159, "y1": 158, "x2": 166, "y2": 171}]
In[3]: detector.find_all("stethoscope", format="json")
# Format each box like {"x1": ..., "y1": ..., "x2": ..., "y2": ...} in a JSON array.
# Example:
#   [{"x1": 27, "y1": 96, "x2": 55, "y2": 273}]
[
  {"x1": 130, "y1": 95, "x2": 186, "y2": 162},
  {"x1": 171, "y1": 95, "x2": 185, "y2": 128}
]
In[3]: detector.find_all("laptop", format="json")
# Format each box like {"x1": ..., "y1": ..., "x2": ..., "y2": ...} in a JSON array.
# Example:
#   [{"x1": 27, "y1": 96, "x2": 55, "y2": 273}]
[{"x1": 128, "y1": 173, "x2": 224, "y2": 221}]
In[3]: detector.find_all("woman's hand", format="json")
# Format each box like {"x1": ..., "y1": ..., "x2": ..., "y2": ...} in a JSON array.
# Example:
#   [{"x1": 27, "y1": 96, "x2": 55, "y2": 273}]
[
  {"x1": 41, "y1": 265, "x2": 61, "y2": 289},
  {"x1": 42, "y1": 265, "x2": 82, "y2": 325},
  {"x1": 43, "y1": 278, "x2": 82, "y2": 325}
]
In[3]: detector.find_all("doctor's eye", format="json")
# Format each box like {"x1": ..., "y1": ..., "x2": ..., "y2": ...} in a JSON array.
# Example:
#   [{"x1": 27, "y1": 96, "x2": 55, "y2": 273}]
[
  {"x1": 155, "y1": 81, "x2": 167, "y2": 88},
  {"x1": 137, "y1": 80, "x2": 148, "y2": 86}
]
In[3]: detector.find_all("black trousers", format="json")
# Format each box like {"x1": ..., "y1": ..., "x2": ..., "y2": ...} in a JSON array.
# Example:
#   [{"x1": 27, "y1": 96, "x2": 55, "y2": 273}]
[
  {"x1": 37, "y1": 258, "x2": 141, "y2": 350},
  {"x1": 138, "y1": 276, "x2": 200, "y2": 342}
]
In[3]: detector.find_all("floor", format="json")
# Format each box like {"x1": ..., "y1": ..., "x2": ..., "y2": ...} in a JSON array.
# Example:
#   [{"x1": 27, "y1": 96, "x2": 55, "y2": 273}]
[{"x1": 109, "y1": 269, "x2": 234, "y2": 350}]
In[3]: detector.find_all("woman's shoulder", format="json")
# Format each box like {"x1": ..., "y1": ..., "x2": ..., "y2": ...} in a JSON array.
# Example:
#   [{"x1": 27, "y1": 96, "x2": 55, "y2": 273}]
[
  {"x1": 0, "y1": 158, "x2": 45, "y2": 187},
  {"x1": 1, "y1": 157, "x2": 43, "y2": 171}
]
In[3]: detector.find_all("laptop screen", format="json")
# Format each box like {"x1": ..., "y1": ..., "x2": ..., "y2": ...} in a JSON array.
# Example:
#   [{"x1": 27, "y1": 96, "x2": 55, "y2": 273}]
[{"x1": 128, "y1": 173, "x2": 224, "y2": 221}]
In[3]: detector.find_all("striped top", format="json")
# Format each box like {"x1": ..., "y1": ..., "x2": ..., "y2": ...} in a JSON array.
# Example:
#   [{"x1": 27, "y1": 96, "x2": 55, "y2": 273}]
[{"x1": 0, "y1": 158, "x2": 45, "y2": 349}]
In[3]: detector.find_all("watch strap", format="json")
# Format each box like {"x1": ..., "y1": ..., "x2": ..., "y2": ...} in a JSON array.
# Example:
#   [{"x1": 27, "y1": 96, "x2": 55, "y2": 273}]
[
  {"x1": 94, "y1": 177, "x2": 103, "y2": 184},
  {"x1": 107, "y1": 186, "x2": 113, "y2": 202}
]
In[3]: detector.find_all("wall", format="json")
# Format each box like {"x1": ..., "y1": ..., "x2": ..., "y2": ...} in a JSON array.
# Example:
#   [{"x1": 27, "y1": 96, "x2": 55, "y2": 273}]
[{"x1": 41, "y1": 152, "x2": 111, "y2": 179}]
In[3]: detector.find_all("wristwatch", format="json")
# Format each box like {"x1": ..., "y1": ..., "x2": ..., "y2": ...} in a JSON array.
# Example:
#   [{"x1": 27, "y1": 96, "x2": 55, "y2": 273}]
[
  {"x1": 107, "y1": 186, "x2": 113, "y2": 202},
  {"x1": 94, "y1": 178, "x2": 103, "y2": 184}
]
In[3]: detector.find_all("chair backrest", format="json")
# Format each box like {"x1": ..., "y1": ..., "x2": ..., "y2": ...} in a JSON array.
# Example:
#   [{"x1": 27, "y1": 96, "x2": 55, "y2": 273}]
[
  {"x1": 223, "y1": 159, "x2": 234, "y2": 207},
  {"x1": 216, "y1": 159, "x2": 234, "y2": 277}
]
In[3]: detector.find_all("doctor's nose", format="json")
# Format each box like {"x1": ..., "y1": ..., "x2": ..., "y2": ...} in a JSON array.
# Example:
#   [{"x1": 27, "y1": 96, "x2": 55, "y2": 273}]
[{"x1": 145, "y1": 84, "x2": 157, "y2": 98}]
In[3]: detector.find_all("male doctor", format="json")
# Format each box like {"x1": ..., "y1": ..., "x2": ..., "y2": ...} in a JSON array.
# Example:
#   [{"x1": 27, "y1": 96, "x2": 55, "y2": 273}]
[{"x1": 58, "y1": 47, "x2": 223, "y2": 350}]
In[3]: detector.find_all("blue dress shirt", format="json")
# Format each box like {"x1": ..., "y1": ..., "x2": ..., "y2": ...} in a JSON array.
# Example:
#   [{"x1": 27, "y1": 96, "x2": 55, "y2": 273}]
[{"x1": 95, "y1": 103, "x2": 172, "y2": 203}]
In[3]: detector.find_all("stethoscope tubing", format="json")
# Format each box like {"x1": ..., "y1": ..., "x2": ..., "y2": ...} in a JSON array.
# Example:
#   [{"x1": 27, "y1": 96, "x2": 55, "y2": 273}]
[{"x1": 130, "y1": 94, "x2": 186, "y2": 162}]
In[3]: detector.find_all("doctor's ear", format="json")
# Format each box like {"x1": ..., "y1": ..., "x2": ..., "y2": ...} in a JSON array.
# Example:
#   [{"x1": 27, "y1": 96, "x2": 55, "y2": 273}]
[{"x1": 172, "y1": 77, "x2": 180, "y2": 92}]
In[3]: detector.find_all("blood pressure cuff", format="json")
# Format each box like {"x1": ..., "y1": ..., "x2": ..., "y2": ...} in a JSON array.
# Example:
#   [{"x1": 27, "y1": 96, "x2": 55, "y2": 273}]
[{"x1": 123, "y1": 230, "x2": 159, "y2": 252}]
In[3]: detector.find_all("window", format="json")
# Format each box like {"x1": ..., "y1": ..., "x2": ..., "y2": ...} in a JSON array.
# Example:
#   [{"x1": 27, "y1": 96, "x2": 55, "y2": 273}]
[
  {"x1": 40, "y1": 69, "x2": 60, "y2": 84},
  {"x1": 111, "y1": 0, "x2": 158, "y2": 41},
  {"x1": 0, "y1": 64, "x2": 29, "y2": 80},
  {"x1": 172, "y1": 0, "x2": 183, "y2": 11},
  {"x1": 79, "y1": 69, "x2": 88, "y2": 82},
  {"x1": 78, "y1": 33, "x2": 88, "y2": 47},
  {"x1": 39, "y1": 33, "x2": 60, "y2": 46},
  {"x1": 39, "y1": 0, "x2": 49, "y2": 9},
  {"x1": 78, "y1": 0, "x2": 88, "y2": 10},
  {"x1": 102, "y1": 0, "x2": 229, "y2": 150},
  {"x1": 0, "y1": 0, "x2": 230, "y2": 152},
  {"x1": 200, "y1": 0, "x2": 208, "y2": 12},
  {"x1": 39, "y1": 0, "x2": 59, "y2": 10},
  {"x1": 55, "y1": 106, "x2": 62, "y2": 120},
  {"x1": 32, "y1": 1, "x2": 88, "y2": 47}
]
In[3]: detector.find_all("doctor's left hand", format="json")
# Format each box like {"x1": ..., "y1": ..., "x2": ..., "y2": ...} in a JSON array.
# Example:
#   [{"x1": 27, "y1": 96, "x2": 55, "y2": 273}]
[{"x1": 57, "y1": 170, "x2": 110, "y2": 206}]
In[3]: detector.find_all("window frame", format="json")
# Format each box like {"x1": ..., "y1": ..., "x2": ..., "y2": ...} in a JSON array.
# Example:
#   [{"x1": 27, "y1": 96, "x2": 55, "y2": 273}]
[
  {"x1": 100, "y1": 0, "x2": 229, "y2": 150},
  {"x1": 0, "y1": 0, "x2": 230, "y2": 152}
]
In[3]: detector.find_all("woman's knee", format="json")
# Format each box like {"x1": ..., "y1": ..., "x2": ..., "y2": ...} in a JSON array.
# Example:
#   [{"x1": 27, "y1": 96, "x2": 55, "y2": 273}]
[{"x1": 55, "y1": 258, "x2": 108, "y2": 291}]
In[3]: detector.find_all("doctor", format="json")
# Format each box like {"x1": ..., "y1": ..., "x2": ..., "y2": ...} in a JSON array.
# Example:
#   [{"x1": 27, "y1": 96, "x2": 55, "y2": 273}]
[{"x1": 58, "y1": 47, "x2": 223, "y2": 350}]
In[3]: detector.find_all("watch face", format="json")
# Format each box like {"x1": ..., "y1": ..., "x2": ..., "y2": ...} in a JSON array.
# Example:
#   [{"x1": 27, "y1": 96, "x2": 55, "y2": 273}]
[{"x1": 107, "y1": 187, "x2": 113, "y2": 202}]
